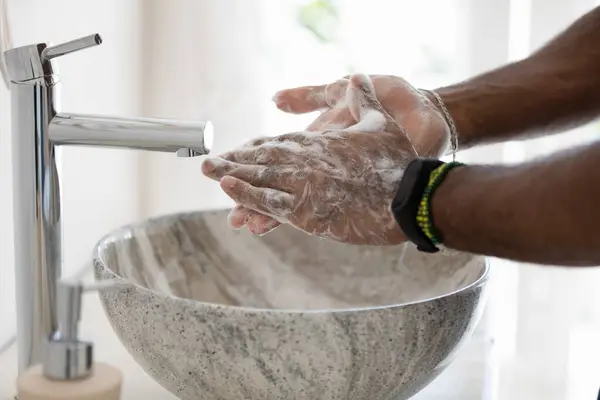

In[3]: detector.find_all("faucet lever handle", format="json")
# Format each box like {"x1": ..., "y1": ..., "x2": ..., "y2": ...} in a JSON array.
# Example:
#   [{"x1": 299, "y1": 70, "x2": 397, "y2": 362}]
[{"x1": 41, "y1": 33, "x2": 102, "y2": 61}]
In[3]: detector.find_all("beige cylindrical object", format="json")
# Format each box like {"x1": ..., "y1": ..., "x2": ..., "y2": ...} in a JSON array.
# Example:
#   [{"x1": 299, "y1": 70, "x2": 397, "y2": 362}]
[{"x1": 17, "y1": 362, "x2": 122, "y2": 400}]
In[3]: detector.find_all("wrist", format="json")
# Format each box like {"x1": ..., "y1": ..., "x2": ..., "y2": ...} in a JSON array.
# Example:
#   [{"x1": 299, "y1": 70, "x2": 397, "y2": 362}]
[
  {"x1": 432, "y1": 86, "x2": 475, "y2": 150},
  {"x1": 416, "y1": 162, "x2": 465, "y2": 246},
  {"x1": 429, "y1": 163, "x2": 468, "y2": 247},
  {"x1": 421, "y1": 88, "x2": 462, "y2": 158},
  {"x1": 391, "y1": 158, "x2": 466, "y2": 252}
]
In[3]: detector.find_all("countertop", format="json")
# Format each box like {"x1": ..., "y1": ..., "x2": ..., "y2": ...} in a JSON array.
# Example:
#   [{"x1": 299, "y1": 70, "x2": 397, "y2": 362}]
[{"x1": 0, "y1": 268, "x2": 490, "y2": 400}]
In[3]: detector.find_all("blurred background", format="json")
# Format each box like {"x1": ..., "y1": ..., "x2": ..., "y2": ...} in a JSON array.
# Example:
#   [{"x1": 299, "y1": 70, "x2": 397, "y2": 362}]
[{"x1": 1, "y1": 0, "x2": 600, "y2": 399}]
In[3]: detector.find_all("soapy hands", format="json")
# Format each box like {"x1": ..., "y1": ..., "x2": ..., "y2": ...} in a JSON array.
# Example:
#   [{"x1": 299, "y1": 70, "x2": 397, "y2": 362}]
[
  {"x1": 203, "y1": 74, "x2": 418, "y2": 245},
  {"x1": 222, "y1": 74, "x2": 452, "y2": 237},
  {"x1": 202, "y1": 74, "x2": 449, "y2": 245}
]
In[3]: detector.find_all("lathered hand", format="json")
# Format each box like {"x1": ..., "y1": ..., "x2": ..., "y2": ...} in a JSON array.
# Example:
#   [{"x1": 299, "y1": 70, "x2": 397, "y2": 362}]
[
  {"x1": 224, "y1": 74, "x2": 451, "y2": 236},
  {"x1": 203, "y1": 74, "x2": 419, "y2": 245},
  {"x1": 274, "y1": 73, "x2": 451, "y2": 157}
]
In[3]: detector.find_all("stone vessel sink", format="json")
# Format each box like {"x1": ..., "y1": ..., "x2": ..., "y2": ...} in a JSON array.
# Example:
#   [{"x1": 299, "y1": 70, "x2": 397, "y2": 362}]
[{"x1": 93, "y1": 209, "x2": 488, "y2": 400}]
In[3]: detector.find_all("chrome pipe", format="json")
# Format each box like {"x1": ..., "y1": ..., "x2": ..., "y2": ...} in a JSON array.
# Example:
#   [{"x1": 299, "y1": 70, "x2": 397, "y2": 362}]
[
  {"x1": 50, "y1": 113, "x2": 212, "y2": 154},
  {"x1": 10, "y1": 76, "x2": 61, "y2": 373}
]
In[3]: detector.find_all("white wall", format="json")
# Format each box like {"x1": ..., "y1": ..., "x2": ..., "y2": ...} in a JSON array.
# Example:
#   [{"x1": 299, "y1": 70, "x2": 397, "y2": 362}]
[
  {"x1": 138, "y1": 0, "x2": 266, "y2": 218},
  {"x1": 0, "y1": 0, "x2": 142, "y2": 348}
]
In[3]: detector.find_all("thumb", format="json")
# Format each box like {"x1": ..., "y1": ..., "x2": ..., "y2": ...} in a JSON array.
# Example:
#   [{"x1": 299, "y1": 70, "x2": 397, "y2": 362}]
[
  {"x1": 272, "y1": 79, "x2": 348, "y2": 114},
  {"x1": 344, "y1": 73, "x2": 418, "y2": 156}
]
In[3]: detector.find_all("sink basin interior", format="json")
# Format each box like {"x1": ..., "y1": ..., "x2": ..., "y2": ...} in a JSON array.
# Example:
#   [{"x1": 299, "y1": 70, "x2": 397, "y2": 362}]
[{"x1": 99, "y1": 210, "x2": 484, "y2": 311}]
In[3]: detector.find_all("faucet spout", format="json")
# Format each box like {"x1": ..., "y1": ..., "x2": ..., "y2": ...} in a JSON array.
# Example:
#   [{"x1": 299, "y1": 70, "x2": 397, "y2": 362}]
[{"x1": 50, "y1": 113, "x2": 212, "y2": 155}]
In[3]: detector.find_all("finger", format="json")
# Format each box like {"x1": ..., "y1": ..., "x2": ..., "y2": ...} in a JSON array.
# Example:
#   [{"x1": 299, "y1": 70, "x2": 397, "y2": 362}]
[
  {"x1": 219, "y1": 132, "x2": 320, "y2": 164},
  {"x1": 324, "y1": 79, "x2": 349, "y2": 108},
  {"x1": 203, "y1": 159, "x2": 266, "y2": 185},
  {"x1": 227, "y1": 205, "x2": 282, "y2": 233},
  {"x1": 219, "y1": 149, "x2": 254, "y2": 164},
  {"x1": 220, "y1": 176, "x2": 293, "y2": 220},
  {"x1": 202, "y1": 157, "x2": 233, "y2": 181},
  {"x1": 344, "y1": 74, "x2": 387, "y2": 132},
  {"x1": 219, "y1": 144, "x2": 306, "y2": 166},
  {"x1": 306, "y1": 108, "x2": 354, "y2": 131},
  {"x1": 247, "y1": 214, "x2": 281, "y2": 235},
  {"x1": 219, "y1": 134, "x2": 311, "y2": 164},
  {"x1": 241, "y1": 136, "x2": 271, "y2": 148},
  {"x1": 272, "y1": 85, "x2": 326, "y2": 114},
  {"x1": 272, "y1": 131, "x2": 319, "y2": 144},
  {"x1": 344, "y1": 74, "x2": 418, "y2": 156},
  {"x1": 203, "y1": 158, "x2": 297, "y2": 189},
  {"x1": 227, "y1": 205, "x2": 253, "y2": 229},
  {"x1": 272, "y1": 79, "x2": 348, "y2": 114}
]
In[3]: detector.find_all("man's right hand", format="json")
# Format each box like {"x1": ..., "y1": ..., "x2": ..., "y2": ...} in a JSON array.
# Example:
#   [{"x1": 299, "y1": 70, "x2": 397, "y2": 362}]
[
  {"x1": 274, "y1": 74, "x2": 451, "y2": 157},
  {"x1": 229, "y1": 74, "x2": 452, "y2": 235}
]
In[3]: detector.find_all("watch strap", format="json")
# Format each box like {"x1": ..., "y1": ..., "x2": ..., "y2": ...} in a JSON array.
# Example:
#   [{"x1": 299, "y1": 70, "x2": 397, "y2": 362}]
[
  {"x1": 416, "y1": 161, "x2": 464, "y2": 245},
  {"x1": 391, "y1": 158, "x2": 445, "y2": 253}
]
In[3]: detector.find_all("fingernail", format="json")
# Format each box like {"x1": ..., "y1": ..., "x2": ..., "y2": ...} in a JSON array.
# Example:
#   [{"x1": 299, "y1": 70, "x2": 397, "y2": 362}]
[
  {"x1": 227, "y1": 209, "x2": 250, "y2": 230},
  {"x1": 220, "y1": 176, "x2": 237, "y2": 190},
  {"x1": 272, "y1": 92, "x2": 289, "y2": 109},
  {"x1": 201, "y1": 159, "x2": 215, "y2": 174}
]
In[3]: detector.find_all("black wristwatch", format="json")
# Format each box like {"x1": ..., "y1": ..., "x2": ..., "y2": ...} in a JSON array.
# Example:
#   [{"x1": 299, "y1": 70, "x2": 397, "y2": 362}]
[{"x1": 391, "y1": 158, "x2": 445, "y2": 253}]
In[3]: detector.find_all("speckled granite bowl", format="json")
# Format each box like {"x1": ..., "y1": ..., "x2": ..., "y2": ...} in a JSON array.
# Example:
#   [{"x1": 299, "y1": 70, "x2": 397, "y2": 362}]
[{"x1": 93, "y1": 209, "x2": 488, "y2": 400}]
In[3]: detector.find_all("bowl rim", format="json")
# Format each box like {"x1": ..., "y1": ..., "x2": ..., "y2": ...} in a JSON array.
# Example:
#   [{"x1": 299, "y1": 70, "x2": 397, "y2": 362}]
[{"x1": 93, "y1": 209, "x2": 490, "y2": 314}]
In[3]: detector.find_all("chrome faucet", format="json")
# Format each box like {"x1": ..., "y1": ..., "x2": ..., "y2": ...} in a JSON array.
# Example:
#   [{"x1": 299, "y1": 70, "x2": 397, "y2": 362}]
[{"x1": 4, "y1": 33, "x2": 212, "y2": 373}]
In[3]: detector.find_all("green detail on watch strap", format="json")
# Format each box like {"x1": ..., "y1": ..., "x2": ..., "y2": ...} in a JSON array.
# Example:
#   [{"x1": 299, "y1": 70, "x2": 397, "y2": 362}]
[{"x1": 416, "y1": 161, "x2": 465, "y2": 245}]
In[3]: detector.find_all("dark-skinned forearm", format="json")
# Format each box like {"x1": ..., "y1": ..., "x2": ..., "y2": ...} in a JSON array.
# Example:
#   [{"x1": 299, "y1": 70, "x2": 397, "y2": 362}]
[
  {"x1": 432, "y1": 140, "x2": 600, "y2": 266},
  {"x1": 435, "y1": 6, "x2": 600, "y2": 149}
]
